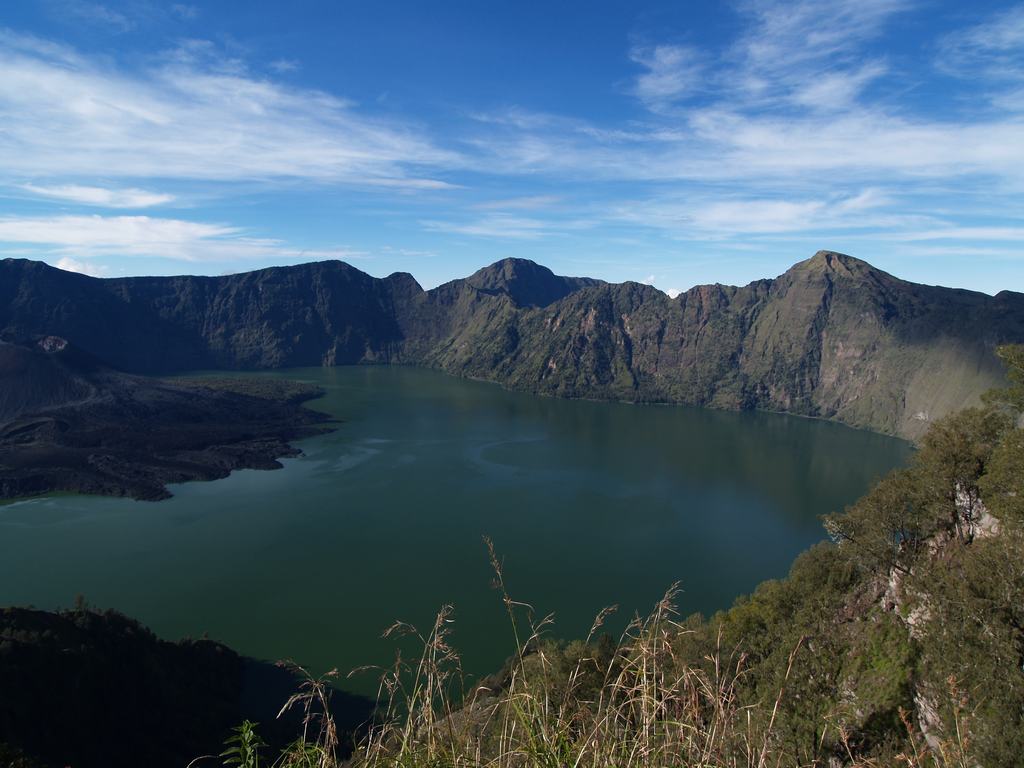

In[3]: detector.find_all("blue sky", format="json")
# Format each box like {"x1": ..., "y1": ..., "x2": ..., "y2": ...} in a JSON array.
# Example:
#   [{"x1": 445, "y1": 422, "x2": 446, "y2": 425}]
[{"x1": 0, "y1": 0, "x2": 1021, "y2": 294}]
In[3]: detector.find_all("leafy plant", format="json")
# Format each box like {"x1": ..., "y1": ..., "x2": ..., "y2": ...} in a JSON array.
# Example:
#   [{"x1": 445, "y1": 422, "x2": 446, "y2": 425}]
[{"x1": 220, "y1": 721, "x2": 265, "y2": 768}]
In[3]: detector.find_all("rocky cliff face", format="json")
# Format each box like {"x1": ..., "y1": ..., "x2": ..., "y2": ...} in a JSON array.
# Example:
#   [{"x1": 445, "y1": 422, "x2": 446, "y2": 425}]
[
  {"x1": 2, "y1": 252, "x2": 1020, "y2": 439},
  {"x1": 417, "y1": 252, "x2": 1023, "y2": 438}
]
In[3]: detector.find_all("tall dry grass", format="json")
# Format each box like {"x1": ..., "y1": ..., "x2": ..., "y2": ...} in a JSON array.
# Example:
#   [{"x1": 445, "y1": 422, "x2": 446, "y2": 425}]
[
  {"x1": 339, "y1": 540, "x2": 790, "y2": 767},
  {"x1": 216, "y1": 539, "x2": 975, "y2": 768}
]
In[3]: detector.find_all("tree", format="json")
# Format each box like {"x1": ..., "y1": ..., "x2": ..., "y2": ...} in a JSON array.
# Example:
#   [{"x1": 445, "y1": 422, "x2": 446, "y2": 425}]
[
  {"x1": 914, "y1": 407, "x2": 1011, "y2": 541},
  {"x1": 982, "y1": 344, "x2": 1024, "y2": 414},
  {"x1": 824, "y1": 469, "x2": 930, "y2": 574}
]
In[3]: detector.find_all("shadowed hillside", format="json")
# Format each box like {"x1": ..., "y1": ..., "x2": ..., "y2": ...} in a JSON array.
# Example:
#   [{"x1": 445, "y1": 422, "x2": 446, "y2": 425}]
[{"x1": 0, "y1": 606, "x2": 373, "y2": 768}]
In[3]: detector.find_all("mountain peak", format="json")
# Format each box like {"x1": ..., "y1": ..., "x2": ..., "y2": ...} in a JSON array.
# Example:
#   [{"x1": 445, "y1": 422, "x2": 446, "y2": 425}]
[
  {"x1": 471, "y1": 257, "x2": 551, "y2": 281},
  {"x1": 467, "y1": 258, "x2": 600, "y2": 307},
  {"x1": 791, "y1": 250, "x2": 886, "y2": 281}
]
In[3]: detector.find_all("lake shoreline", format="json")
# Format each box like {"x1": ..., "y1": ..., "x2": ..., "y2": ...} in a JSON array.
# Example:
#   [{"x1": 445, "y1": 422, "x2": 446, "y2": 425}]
[
  {"x1": 0, "y1": 377, "x2": 335, "y2": 502},
  {"x1": 0, "y1": 366, "x2": 911, "y2": 693}
]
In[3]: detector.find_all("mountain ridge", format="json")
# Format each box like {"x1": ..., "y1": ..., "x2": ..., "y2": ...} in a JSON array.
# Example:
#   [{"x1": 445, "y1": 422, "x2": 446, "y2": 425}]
[{"x1": 2, "y1": 251, "x2": 1021, "y2": 439}]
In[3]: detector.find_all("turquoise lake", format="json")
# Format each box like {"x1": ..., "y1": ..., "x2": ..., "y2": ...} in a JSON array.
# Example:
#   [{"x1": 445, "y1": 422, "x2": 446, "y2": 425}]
[{"x1": 0, "y1": 366, "x2": 910, "y2": 694}]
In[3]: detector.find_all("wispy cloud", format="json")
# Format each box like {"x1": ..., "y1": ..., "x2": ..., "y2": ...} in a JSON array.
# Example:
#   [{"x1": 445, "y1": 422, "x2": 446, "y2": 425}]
[
  {"x1": 938, "y1": 4, "x2": 1024, "y2": 84},
  {"x1": 0, "y1": 213, "x2": 366, "y2": 263},
  {"x1": 21, "y1": 184, "x2": 175, "y2": 208},
  {"x1": 889, "y1": 226, "x2": 1024, "y2": 242},
  {"x1": 170, "y1": 4, "x2": 198, "y2": 21},
  {"x1": 468, "y1": 0, "x2": 1024, "y2": 222},
  {"x1": 788, "y1": 61, "x2": 888, "y2": 110},
  {"x1": 467, "y1": 106, "x2": 1024, "y2": 185},
  {"x1": 1, "y1": 3, "x2": 1020, "y2": 289},
  {"x1": 0, "y1": 30, "x2": 459, "y2": 190},
  {"x1": 422, "y1": 214, "x2": 594, "y2": 240},
  {"x1": 474, "y1": 195, "x2": 562, "y2": 210},
  {"x1": 630, "y1": 45, "x2": 703, "y2": 109},
  {"x1": 55, "y1": 256, "x2": 109, "y2": 276},
  {"x1": 269, "y1": 58, "x2": 300, "y2": 74},
  {"x1": 62, "y1": 2, "x2": 134, "y2": 32},
  {"x1": 422, "y1": 215, "x2": 554, "y2": 240},
  {"x1": 625, "y1": 0, "x2": 902, "y2": 116},
  {"x1": 736, "y1": 0, "x2": 910, "y2": 67},
  {"x1": 612, "y1": 189, "x2": 902, "y2": 238}
]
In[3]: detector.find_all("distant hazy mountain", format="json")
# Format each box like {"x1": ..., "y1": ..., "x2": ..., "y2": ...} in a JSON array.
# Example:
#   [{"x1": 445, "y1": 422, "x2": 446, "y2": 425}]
[{"x1": 2, "y1": 251, "x2": 1021, "y2": 439}]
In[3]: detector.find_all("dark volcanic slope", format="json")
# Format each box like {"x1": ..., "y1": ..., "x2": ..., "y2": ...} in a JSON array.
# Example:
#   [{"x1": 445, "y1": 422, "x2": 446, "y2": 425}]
[
  {"x1": 3, "y1": 252, "x2": 1022, "y2": 439},
  {"x1": 0, "y1": 338, "x2": 331, "y2": 500},
  {"x1": 0, "y1": 606, "x2": 244, "y2": 768},
  {"x1": 0, "y1": 337, "x2": 102, "y2": 422},
  {"x1": 0, "y1": 607, "x2": 373, "y2": 768}
]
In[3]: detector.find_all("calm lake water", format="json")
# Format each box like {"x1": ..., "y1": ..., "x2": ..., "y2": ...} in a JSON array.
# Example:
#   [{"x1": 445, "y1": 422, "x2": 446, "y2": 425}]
[{"x1": 0, "y1": 366, "x2": 909, "y2": 693}]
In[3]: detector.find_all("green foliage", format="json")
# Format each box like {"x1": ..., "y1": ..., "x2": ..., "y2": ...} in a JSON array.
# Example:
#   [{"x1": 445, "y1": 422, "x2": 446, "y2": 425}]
[
  {"x1": 838, "y1": 612, "x2": 917, "y2": 748},
  {"x1": 982, "y1": 343, "x2": 1024, "y2": 413},
  {"x1": 221, "y1": 721, "x2": 265, "y2": 768},
  {"x1": 979, "y1": 426, "x2": 1024, "y2": 524},
  {"x1": 910, "y1": 531, "x2": 1024, "y2": 766},
  {"x1": 275, "y1": 740, "x2": 331, "y2": 768},
  {"x1": 914, "y1": 406, "x2": 1011, "y2": 539},
  {"x1": 825, "y1": 469, "x2": 931, "y2": 574},
  {"x1": 0, "y1": 741, "x2": 46, "y2": 768},
  {"x1": 828, "y1": 406, "x2": 1012, "y2": 577}
]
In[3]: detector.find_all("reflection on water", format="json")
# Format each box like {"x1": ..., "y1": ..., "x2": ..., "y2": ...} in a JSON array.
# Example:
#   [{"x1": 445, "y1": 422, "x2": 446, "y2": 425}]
[{"x1": 0, "y1": 366, "x2": 910, "y2": 694}]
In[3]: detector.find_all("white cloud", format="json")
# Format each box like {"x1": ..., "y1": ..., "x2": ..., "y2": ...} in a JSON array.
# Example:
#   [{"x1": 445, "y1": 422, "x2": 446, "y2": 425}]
[
  {"x1": 422, "y1": 213, "x2": 595, "y2": 240},
  {"x1": 0, "y1": 31, "x2": 459, "y2": 189},
  {"x1": 631, "y1": 45, "x2": 703, "y2": 109},
  {"x1": 474, "y1": 195, "x2": 562, "y2": 210},
  {"x1": 789, "y1": 62, "x2": 888, "y2": 110},
  {"x1": 21, "y1": 184, "x2": 175, "y2": 208},
  {"x1": 0, "y1": 213, "x2": 366, "y2": 263},
  {"x1": 64, "y1": 2, "x2": 134, "y2": 32},
  {"x1": 421, "y1": 215, "x2": 554, "y2": 240},
  {"x1": 469, "y1": 103, "x2": 1024, "y2": 189},
  {"x1": 269, "y1": 58, "x2": 300, "y2": 74},
  {"x1": 2, "y1": 5, "x2": 1021, "y2": 277},
  {"x1": 171, "y1": 4, "x2": 199, "y2": 21},
  {"x1": 665, "y1": 288, "x2": 682, "y2": 299},
  {"x1": 0, "y1": 214, "x2": 236, "y2": 259},
  {"x1": 692, "y1": 199, "x2": 829, "y2": 233},
  {"x1": 735, "y1": 0, "x2": 911, "y2": 75},
  {"x1": 938, "y1": 5, "x2": 1024, "y2": 83},
  {"x1": 613, "y1": 189, "x2": 901, "y2": 238},
  {"x1": 474, "y1": 0, "x2": 1018, "y2": 200},
  {"x1": 625, "y1": 1, "x2": 905, "y2": 117},
  {"x1": 890, "y1": 226, "x2": 1024, "y2": 242},
  {"x1": 55, "y1": 256, "x2": 109, "y2": 276}
]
